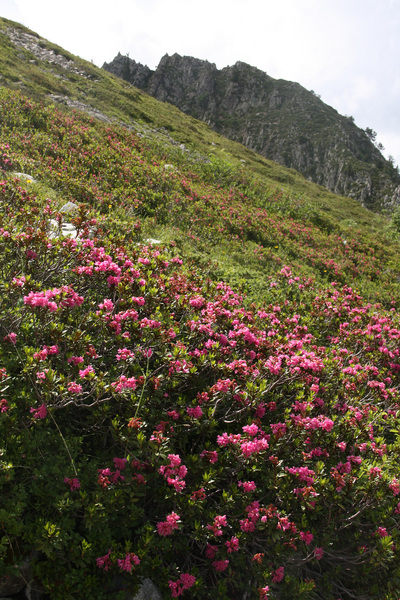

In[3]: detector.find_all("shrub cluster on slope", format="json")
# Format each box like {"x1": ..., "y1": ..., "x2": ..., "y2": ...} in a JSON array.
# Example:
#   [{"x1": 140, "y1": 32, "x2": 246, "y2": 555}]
[
  {"x1": 1, "y1": 88, "x2": 400, "y2": 599},
  {"x1": 0, "y1": 88, "x2": 399, "y2": 306},
  {"x1": 1, "y1": 172, "x2": 400, "y2": 599}
]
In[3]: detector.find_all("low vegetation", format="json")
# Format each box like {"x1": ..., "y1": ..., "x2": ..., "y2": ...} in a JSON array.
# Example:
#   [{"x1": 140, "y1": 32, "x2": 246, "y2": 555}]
[{"x1": 1, "y1": 17, "x2": 400, "y2": 600}]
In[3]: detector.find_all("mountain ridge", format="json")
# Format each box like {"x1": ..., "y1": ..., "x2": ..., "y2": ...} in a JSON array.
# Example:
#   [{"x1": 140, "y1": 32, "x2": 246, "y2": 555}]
[{"x1": 103, "y1": 52, "x2": 400, "y2": 211}]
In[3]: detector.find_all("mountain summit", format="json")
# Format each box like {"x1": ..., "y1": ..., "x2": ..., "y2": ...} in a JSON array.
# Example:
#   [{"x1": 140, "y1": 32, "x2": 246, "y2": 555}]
[{"x1": 103, "y1": 52, "x2": 400, "y2": 210}]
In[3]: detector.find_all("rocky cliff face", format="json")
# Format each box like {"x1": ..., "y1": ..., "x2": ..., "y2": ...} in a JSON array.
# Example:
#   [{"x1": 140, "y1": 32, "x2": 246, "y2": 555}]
[{"x1": 103, "y1": 53, "x2": 400, "y2": 210}]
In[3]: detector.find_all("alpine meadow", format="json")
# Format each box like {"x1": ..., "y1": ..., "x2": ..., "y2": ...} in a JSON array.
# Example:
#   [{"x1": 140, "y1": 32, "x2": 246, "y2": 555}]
[{"x1": 2, "y1": 16, "x2": 400, "y2": 600}]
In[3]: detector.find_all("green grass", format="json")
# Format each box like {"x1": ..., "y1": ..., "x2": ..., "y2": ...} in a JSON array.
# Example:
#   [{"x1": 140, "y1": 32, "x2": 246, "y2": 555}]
[{"x1": 0, "y1": 15, "x2": 391, "y2": 228}]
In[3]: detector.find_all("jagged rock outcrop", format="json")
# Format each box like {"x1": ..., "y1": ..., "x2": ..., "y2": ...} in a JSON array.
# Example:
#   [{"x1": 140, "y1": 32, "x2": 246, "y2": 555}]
[{"x1": 103, "y1": 53, "x2": 400, "y2": 210}]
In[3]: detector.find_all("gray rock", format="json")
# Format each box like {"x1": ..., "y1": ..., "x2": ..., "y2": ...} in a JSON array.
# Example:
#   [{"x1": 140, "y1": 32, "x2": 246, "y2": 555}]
[
  {"x1": 0, "y1": 555, "x2": 32, "y2": 596},
  {"x1": 25, "y1": 578, "x2": 46, "y2": 600},
  {"x1": 130, "y1": 578, "x2": 162, "y2": 600},
  {"x1": 13, "y1": 172, "x2": 37, "y2": 184},
  {"x1": 59, "y1": 201, "x2": 78, "y2": 213}
]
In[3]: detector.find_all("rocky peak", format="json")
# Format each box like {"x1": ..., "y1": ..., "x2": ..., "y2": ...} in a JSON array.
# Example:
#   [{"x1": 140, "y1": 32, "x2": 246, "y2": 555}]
[{"x1": 103, "y1": 53, "x2": 400, "y2": 210}]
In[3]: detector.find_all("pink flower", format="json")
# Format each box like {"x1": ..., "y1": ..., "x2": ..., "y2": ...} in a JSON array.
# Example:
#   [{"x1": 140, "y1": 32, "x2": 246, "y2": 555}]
[
  {"x1": 157, "y1": 512, "x2": 180, "y2": 536},
  {"x1": 200, "y1": 450, "x2": 218, "y2": 463},
  {"x1": 113, "y1": 457, "x2": 127, "y2": 470},
  {"x1": 3, "y1": 332, "x2": 17, "y2": 345},
  {"x1": 168, "y1": 454, "x2": 181, "y2": 467},
  {"x1": 157, "y1": 521, "x2": 174, "y2": 536},
  {"x1": 186, "y1": 405, "x2": 203, "y2": 419},
  {"x1": 180, "y1": 573, "x2": 196, "y2": 589},
  {"x1": 79, "y1": 365, "x2": 95, "y2": 378},
  {"x1": 12, "y1": 275, "x2": 26, "y2": 287},
  {"x1": 242, "y1": 423, "x2": 259, "y2": 436},
  {"x1": 98, "y1": 298, "x2": 114, "y2": 311},
  {"x1": 239, "y1": 480, "x2": 257, "y2": 492},
  {"x1": 314, "y1": 547, "x2": 324, "y2": 560},
  {"x1": 168, "y1": 573, "x2": 196, "y2": 597},
  {"x1": 30, "y1": 404, "x2": 47, "y2": 419},
  {"x1": 117, "y1": 553, "x2": 140, "y2": 572},
  {"x1": 225, "y1": 536, "x2": 240, "y2": 553},
  {"x1": 259, "y1": 586, "x2": 270, "y2": 600},
  {"x1": 167, "y1": 410, "x2": 180, "y2": 420},
  {"x1": 68, "y1": 356, "x2": 84, "y2": 365},
  {"x1": 0, "y1": 398, "x2": 9, "y2": 413},
  {"x1": 205, "y1": 544, "x2": 218, "y2": 559},
  {"x1": 64, "y1": 477, "x2": 80, "y2": 491},
  {"x1": 68, "y1": 381, "x2": 82, "y2": 394},
  {"x1": 271, "y1": 566, "x2": 284, "y2": 583},
  {"x1": 300, "y1": 531, "x2": 314, "y2": 545},
  {"x1": 111, "y1": 375, "x2": 137, "y2": 392},
  {"x1": 116, "y1": 348, "x2": 134, "y2": 361},
  {"x1": 213, "y1": 559, "x2": 229, "y2": 572},
  {"x1": 96, "y1": 549, "x2": 112, "y2": 571},
  {"x1": 377, "y1": 527, "x2": 388, "y2": 538},
  {"x1": 389, "y1": 479, "x2": 400, "y2": 495},
  {"x1": 214, "y1": 515, "x2": 227, "y2": 527}
]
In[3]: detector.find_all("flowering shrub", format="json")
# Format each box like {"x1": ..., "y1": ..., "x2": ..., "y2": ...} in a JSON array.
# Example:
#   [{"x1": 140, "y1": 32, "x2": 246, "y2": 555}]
[{"x1": 1, "y1": 88, "x2": 400, "y2": 599}]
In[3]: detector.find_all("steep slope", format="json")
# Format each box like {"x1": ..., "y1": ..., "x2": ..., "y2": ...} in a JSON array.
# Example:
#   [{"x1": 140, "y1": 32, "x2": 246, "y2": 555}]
[
  {"x1": 2, "y1": 17, "x2": 400, "y2": 600},
  {"x1": 2, "y1": 84, "x2": 400, "y2": 600},
  {"x1": 103, "y1": 52, "x2": 400, "y2": 211}
]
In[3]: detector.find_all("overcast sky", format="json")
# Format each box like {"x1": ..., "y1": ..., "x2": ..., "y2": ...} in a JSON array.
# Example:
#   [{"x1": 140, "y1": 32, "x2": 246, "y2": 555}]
[{"x1": 1, "y1": 0, "x2": 400, "y2": 167}]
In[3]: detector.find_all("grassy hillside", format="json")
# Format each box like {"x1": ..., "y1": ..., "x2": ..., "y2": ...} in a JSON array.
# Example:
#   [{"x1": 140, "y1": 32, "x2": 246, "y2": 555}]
[{"x1": 1, "y1": 16, "x2": 400, "y2": 600}]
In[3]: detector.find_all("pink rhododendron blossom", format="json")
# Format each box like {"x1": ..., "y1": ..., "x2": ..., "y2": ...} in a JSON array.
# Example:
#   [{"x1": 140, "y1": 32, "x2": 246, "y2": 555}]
[
  {"x1": 156, "y1": 512, "x2": 180, "y2": 536},
  {"x1": 168, "y1": 573, "x2": 196, "y2": 597},
  {"x1": 225, "y1": 536, "x2": 240, "y2": 553},
  {"x1": 213, "y1": 559, "x2": 229, "y2": 572},
  {"x1": 242, "y1": 423, "x2": 259, "y2": 436},
  {"x1": 96, "y1": 549, "x2": 112, "y2": 571},
  {"x1": 111, "y1": 375, "x2": 137, "y2": 392},
  {"x1": 117, "y1": 553, "x2": 140, "y2": 573},
  {"x1": 238, "y1": 480, "x2": 257, "y2": 492},
  {"x1": 167, "y1": 410, "x2": 180, "y2": 420},
  {"x1": 3, "y1": 332, "x2": 17, "y2": 345},
  {"x1": 300, "y1": 531, "x2": 314, "y2": 545},
  {"x1": 314, "y1": 547, "x2": 324, "y2": 560},
  {"x1": 191, "y1": 488, "x2": 206, "y2": 500},
  {"x1": 98, "y1": 298, "x2": 114, "y2": 311},
  {"x1": 389, "y1": 479, "x2": 400, "y2": 495},
  {"x1": 116, "y1": 348, "x2": 134, "y2": 361},
  {"x1": 64, "y1": 477, "x2": 80, "y2": 491},
  {"x1": 205, "y1": 544, "x2": 218, "y2": 559},
  {"x1": 0, "y1": 398, "x2": 9, "y2": 413},
  {"x1": 68, "y1": 381, "x2": 82, "y2": 394},
  {"x1": 68, "y1": 356, "x2": 84, "y2": 365},
  {"x1": 113, "y1": 457, "x2": 127, "y2": 470},
  {"x1": 30, "y1": 404, "x2": 47, "y2": 419},
  {"x1": 79, "y1": 365, "x2": 95, "y2": 378},
  {"x1": 12, "y1": 275, "x2": 26, "y2": 287},
  {"x1": 271, "y1": 566, "x2": 284, "y2": 583},
  {"x1": 159, "y1": 455, "x2": 187, "y2": 492},
  {"x1": 259, "y1": 586, "x2": 270, "y2": 599},
  {"x1": 200, "y1": 450, "x2": 218, "y2": 463},
  {"x1": 377, "y1": 527, "x2": 388, "y2": 537},
  {"x1": 186, "y1": 405, "x2": 203, "y2": 419}
]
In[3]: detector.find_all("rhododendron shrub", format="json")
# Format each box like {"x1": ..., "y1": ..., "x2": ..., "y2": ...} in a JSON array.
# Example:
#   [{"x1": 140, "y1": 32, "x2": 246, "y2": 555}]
[
  {"x1": 1, "y1": 87, "x2": 400, "y2": 306},
  {"x1": 2, "y1": 91, "x2": 400, "y2": 599}
]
